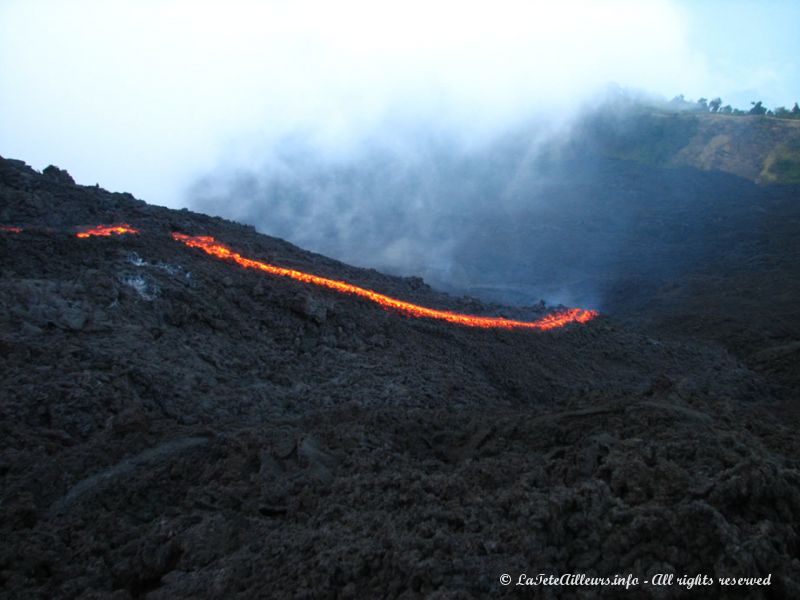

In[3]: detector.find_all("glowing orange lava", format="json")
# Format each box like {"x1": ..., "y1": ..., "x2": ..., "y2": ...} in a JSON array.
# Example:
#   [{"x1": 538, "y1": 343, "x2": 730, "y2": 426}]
[
  {"x1": 172, "y1": 232, "x2": 598, "y2": 330},
  {"x1": 76, "y1": 223, "x2": 139, "y2": 238},
  {"x1": 0, "y1": 226, "x2": 23, "y2": 233}
]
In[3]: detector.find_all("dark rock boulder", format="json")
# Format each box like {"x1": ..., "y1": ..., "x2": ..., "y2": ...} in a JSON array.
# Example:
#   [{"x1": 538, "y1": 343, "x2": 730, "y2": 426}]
[{"x1": 42, "y1": 164, "x2": 75, "y2": 185}]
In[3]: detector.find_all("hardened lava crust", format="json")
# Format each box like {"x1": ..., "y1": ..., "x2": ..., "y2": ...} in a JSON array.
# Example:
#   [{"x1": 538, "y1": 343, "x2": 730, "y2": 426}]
[{"x1": 1, "y1": 156, "x2": 798, "y2": 599}]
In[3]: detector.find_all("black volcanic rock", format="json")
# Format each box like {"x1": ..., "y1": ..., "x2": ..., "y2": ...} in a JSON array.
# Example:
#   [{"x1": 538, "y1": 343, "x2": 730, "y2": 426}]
[
  {"x1": 42, "y1": 164, "x2": 75, "y2": 185},
  {"x1": 0, "y1": 156, "x2": 798, "y2": 598}
]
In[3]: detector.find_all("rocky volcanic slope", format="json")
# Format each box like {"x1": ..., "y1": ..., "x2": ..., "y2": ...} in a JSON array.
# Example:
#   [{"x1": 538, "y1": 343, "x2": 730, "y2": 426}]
[
  {"x1": 0, "y1": 156, "x2": 798, "y2": 599},
  {"x1": 570, "y1": 107, "x2": 800, "y2": 184}
]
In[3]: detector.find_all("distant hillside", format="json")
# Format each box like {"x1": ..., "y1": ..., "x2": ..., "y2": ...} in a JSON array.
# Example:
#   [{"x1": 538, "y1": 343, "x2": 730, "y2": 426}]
[{"x1": 569, "y1": 105, "x2": 800, "y2": 184}]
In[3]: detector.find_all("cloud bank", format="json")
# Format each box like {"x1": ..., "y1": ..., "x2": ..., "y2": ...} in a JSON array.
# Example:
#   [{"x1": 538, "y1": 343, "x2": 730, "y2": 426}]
[{"x1": 1, "y1": 0, "x2": 711, "y2": 205}]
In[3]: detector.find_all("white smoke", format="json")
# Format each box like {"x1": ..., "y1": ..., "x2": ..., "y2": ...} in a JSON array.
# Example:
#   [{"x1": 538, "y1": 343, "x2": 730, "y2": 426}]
[{"x1": 0, "y1": 0, "x2": 711, "y2": 205}]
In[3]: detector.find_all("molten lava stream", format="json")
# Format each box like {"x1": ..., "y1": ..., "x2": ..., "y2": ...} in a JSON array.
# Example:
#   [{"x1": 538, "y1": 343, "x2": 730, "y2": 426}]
[
  {"x1": 172, "y1": 233, "x2": 598, "y2": 331},
  {"x1": 0, "y1": 226, "x2": 23, "y2": 233},
  {"x1": 76, "y1": 223, "x2": 140, "y2": 238}
]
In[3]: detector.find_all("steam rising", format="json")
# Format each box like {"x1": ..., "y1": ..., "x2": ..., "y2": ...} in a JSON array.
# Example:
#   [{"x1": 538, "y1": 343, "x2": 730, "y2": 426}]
[
  {"x1": 1, "y1": 0, "x2": 706, "y2": 205},
  {"x1": 2, "y1": 0, "x2": 798, "y2": 307}
]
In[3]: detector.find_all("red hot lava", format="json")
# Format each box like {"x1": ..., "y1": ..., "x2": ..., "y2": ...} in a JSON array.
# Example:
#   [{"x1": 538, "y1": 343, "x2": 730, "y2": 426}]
[
  {"x1": 172, "y1": 232, "x2": 599, "y2": 331},
  {"x1": 76, "y1": 223, "x2": 140, "y2": 238},
  {"x1": 0, "y1": 226, "x2": 23, "y2": 233}
]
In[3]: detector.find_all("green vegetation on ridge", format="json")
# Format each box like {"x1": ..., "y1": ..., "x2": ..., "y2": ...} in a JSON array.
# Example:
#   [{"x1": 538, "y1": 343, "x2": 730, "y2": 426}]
[{"x1": 572, "y1": 97, "x2": 800, "y2": 184}]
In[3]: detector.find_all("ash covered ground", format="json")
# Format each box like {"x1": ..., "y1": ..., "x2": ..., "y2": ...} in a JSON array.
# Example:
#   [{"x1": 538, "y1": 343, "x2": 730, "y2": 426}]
[{"x1": 1, "y1": 156, "x2": 799, "y2": 598}]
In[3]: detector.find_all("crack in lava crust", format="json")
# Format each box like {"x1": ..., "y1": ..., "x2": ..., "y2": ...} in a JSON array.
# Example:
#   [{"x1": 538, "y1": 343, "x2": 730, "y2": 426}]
[
  {"x1": 172, "y1": 232, "x2": 598, "y2": 331},
  {"x1": 76, "y1": 224, "x2": 140, "y2": 238}
]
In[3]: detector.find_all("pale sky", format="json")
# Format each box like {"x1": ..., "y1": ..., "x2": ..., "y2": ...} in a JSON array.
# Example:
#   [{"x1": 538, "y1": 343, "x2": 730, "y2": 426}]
[{"x1": 1, "y1": 0, "x2": 798, "y2": 207}]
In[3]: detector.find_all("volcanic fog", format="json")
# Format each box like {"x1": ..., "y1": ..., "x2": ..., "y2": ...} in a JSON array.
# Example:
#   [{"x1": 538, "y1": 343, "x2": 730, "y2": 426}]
[{"x1": 185, "y1": 97, "x2": 783, "y2": 314}]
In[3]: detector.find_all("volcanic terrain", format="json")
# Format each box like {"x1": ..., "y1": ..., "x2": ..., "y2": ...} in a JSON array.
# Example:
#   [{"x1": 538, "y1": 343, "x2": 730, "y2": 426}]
[{"x1": 1, "y1": 155, "x2": 799, "y2": 598}]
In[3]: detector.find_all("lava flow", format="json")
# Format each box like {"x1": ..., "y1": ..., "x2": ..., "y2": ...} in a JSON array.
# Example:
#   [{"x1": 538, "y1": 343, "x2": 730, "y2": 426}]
[
  {"x1": 76, "y1": 223, "x2": 140, "y2": 238},
  {"x1": 173, "y1": 232, "x2": 598, "y2": 331},
  {"x1": 0, "y1": 226, "x2": 23, "y2": 233}
]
